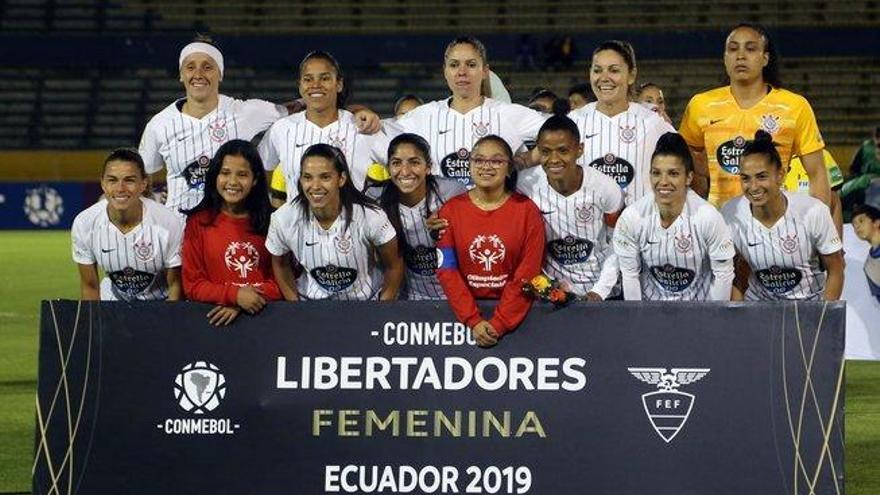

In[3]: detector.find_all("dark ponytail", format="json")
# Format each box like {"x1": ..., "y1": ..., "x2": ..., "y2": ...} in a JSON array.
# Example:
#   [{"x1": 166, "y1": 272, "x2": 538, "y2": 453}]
[
  {"x1": 651, "y1": 132, "x2": 694, "y2": 174},
  {"x1": 741, "y1": 130, "x2": 783, "y2": 171}
]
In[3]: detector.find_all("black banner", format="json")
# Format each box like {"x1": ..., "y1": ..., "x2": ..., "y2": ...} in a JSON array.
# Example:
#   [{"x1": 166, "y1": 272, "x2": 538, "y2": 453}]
[{"x1": 34, "y1": 300, "x2": 845, "y2": 494}]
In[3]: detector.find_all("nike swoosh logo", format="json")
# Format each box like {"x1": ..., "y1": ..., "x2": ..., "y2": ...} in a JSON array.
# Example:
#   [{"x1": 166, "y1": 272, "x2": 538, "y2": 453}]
[
  {"x1": 438, "y1": 129, "x2": 452, "y2": 135},
  {"x1": 747, "y1": 242, "x2": 761, "y2": 247},
  {"x1": 584, "y1": 133, "x2": 598, "y2": 139},
  {"x1": 295, "y1": 143, "x2": 309, "y2": 148},
  {"x1": 305, "y1": 241, "x2": 319, "y2": 246},
  {"x1": 177, "y1": 136, "x2": 187, "y2": 142},
  {"x1": 709, "y1": 119, "x2": 724, "y2": 125},
  {"x1": 101, "y1": 248, "x2": 116, "y2": 253},
  {"x1": 646, "y1": 240, "x2": 659, "y2": 245},
  {"x1": 541, "y1": 210, "x2": 555, "y2": 215}
]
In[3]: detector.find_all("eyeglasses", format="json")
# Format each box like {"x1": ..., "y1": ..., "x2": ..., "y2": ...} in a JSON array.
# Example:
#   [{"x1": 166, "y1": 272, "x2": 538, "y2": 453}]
[{"x1": 471, "y1": 157, "x2": 509, "y2": 169}]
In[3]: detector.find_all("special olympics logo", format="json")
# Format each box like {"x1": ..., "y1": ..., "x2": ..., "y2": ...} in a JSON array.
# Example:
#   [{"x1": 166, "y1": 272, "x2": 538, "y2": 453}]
[
  {"x1": 174, "y1": 362, "x2": 226, "y2": 414},
  {"x1": 468, "y1": 234, "x2": 506, "y2": 272},
  {"x1": 23, "y1": 186, "x2": 64, "y2": 227},
  {"x1": 224, "y1": 241, "x2": 260, "y2": 278}
]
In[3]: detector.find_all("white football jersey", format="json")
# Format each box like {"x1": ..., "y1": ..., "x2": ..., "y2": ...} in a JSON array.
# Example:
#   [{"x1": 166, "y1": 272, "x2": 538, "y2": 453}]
[
  {"x1": 517, "y1": 165, "x2": 623, "y2": 297},
  {"x1": 614, "y1": 190, "x2": 735, "y2": 300},
  {"x1": 259, "y1": 109, "x2": 390, "y2": 196},
  {"x1": 722, "y1": 191, "x2": 842, "y2": 300},
  {"x1": 569, "y1": 102, "x2": 675, "y2": 206},
  {"x1": 391, "y1": 97, "x2": 546, "y2": 186},
  {"x1": 71, "y1": 198, "x2": 184, "y2": 301},
  {"x1": 139, "y1": 95, "x2": 286, "y2": 214},
  {"x1": 265, "y1": 202, "x2": 397, "y2": 300}
]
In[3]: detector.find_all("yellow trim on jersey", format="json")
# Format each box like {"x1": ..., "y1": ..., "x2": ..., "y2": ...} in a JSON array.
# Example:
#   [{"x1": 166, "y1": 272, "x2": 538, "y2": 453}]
[
  {"x1": 270, "y1": 166, "x2": 286, "y2": 194},
  {"x1": 784, "y1": 150, "x2": 844, "y2": 193}
]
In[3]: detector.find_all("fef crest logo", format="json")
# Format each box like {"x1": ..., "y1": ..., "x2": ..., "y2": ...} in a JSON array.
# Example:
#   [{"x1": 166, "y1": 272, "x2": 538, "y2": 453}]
[
  {"x1": 628, "y1": 367, "x2": 710, "y2": 443},
  {"x1": 174, "y1": 362, "x2": 226, "y2": 414}
]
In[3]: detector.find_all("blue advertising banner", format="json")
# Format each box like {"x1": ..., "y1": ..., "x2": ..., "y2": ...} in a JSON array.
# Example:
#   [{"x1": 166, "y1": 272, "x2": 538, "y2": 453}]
[
  {"x1": 0, "y1": 182, "x2": 90, "y2": 229},
  {"x1": 34, "y1": 301, "x2": 845, "y2": 494}
]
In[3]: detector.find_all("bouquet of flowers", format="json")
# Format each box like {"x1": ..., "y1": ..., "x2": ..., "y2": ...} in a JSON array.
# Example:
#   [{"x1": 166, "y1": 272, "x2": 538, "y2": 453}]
[{"x1": 521, "y1": 274, "x2": 577, "y2": 308}]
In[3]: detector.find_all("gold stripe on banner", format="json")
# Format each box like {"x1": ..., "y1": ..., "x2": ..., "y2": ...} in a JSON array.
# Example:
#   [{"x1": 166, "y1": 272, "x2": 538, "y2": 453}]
[
  {"x1": 0, "y1": 151, "x2": 108, "y2": 181},
  {"x1": 33, "y1": 301, "x2": 95, "y2": 495},
  {"x1": 781, "y1": 302, "x2": 843, "y2": 495}
]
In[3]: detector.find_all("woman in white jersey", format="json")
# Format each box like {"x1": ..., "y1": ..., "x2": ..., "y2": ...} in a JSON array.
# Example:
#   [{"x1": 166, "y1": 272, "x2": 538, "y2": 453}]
[
  {"x1": 517, "y1": 114, "x2": 624, "y2": 300},
  {"x1": 393, "y1": 36, "x2": 546, "y2": 187},
  {"x1": 72, "y1": 149, "x2": 184, "y2": 301},
  {"x1": 368, "y1": 133, "x2": 466, "y2": 300},
  {"x1": 569, "y1": 40, "x2": 674, "y2": 206},
  {"x1": 140, "y1": 39, "x2": 380, "y2": 214},
  {"x1": 722, "y1": 130, "x2": 843, "y2": 300},
  {"x1": 259, "y1": 50, "x2": 390, "y2": 196},
  {"x1": 614, "y1": 133, "x2": 735, "y2": 300},
  {"x1": 266, "y1": 144, "x2": 404, "y2": 300}
]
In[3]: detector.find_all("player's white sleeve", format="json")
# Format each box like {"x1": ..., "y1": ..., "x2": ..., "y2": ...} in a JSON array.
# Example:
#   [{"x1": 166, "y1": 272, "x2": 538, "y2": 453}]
[
  {"x1": 613, "y1": 210, "x2": 642, "y2": 301},
  {"x1": 368, "y1": 130, "x2": 392, "y2": 165},
  {"x1": 71, "y1": 215, "x2": 95, "y2": 265},
  {"x1": 365, "y1": 207, "x2": 397, "y2": 246},
  {"x1": 239, "y1": 98, "x2": 287, "y2": 132},
  {"x1": 591, "y1": 252, "x2": 619, "y2": 300},
  {"x1": 806, "y1": 202, "x2": 843, "y2": 255},
  {"x1": 258, "y1": 121, "x2": 282, "y2": 172},
  {"x1": 515, "y1": 168, "x2": 540, "y2": 196},
  {"x1": 265, "y1": 208, "x2": 291, "y2": 256},
  {"x1": 164, "y1": 214, "x2": 185, "y2": 268},
  {"x1": 512, "y1": 104, "x2": 548, "y2": 142},
  {"x1": 697, "y1": 205, "x2": 735, "y2": 300},
  {"x1": 138, "y1": 120, "x2": 164, "y2": 174},
  {"x1": 709, "y1": 258, "x2": 734, "y2": 301},
  {"x1": 598, "y1": 173, "x2": 624, "y2": 214}
]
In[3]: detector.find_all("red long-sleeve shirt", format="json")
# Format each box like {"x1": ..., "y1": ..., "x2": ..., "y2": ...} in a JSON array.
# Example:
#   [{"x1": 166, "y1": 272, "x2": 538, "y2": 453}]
[
  {"x1": 182, "y1": 210, "x2": 282, "y2": 305},
  {"x1": 436, "y1": 193, "x2": 545, "y2": 335}
]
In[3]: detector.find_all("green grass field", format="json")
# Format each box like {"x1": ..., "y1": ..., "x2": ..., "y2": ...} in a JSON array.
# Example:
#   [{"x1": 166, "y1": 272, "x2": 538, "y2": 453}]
[{"x1": 0, "y1": 231, "x2": 878, "y2": 493}]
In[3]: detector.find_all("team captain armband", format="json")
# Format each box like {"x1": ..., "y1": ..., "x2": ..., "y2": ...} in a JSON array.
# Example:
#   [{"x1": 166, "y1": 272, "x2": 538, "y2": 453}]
[{"x1": 437, "y1": 247, "x2": 458, "y2": 269}]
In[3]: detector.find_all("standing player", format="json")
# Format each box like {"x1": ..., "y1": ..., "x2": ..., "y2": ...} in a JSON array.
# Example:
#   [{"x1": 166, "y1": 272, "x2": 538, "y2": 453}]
[
  {"x1": 369, "y1": 134, "x2": 466, "y2": 300},
  {"x1": 436, "y1": 135, "x2": 545, "y2": 347},
  {"x1": 722, "y1": 131, "x2": 843, "y2": 301},
  {"x1": 391, "y1": 36, "x2": 547, "y2": 187},
  {"x1": 181, "y1": 140, "x2": 282, "y2": 326},
  {"x1": 613, "y1": 133, "x2": 735, "y2": 301},
  {"x1": 569, "y1": 40, "x2": 675, "y2": 206},
  {"x1": 517, "y1": 115, "x2": 623, "y2": 300},
  {"x1": 679, "y1": 23, "x2": 831, "y2": 208},
  {"x1": 72, "y1": 149, "x2": 184, "y2": 301},
  {"x1": 259, "y1": 51, "x2": 391, "y2": 197},
  {"x1": 784, "y1": 150, "x2": 845, "y2": 235},
  {"x1": 266, "y1": 144, "x2": 403, "y2": 301}
]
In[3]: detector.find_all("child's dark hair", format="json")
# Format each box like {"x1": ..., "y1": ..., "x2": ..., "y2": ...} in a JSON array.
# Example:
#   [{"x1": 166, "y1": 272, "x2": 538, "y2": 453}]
[
  {"x1": 472, "y1": 135, "x2": 517, "y2": 192},
  {"x1": 182, "y1": 139, "x2": 272, "y2": 234},
  {"x1": 295, "y1": 143, "x2": 379, "y2": 233},
  {"x1": 651, "y1": 132, "x2": 694, "y2": 174},
  {"x1": 853, "y1": 203, "x2": 880, "y2": 222},
  {"x1": 741, "y1": 130, "x2": 783, "y2": 171},
  {"x1": 380, "y1": 133, "x2": 443, "y2": 253},
  {"x1": 299, "y1": 50, "x2": 350, "y2": 108}
]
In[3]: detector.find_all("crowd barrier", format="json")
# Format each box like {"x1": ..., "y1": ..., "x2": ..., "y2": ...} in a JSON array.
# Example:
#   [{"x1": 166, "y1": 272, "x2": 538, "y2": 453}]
[{"x1": 35, "y1": 300, "x2": 844, "y2": 494}]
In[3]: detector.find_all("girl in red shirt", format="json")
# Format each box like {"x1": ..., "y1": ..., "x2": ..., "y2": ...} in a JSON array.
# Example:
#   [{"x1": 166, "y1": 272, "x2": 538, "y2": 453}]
[
  {"x1": 436, "y1": 135, "x2": 546, "y2": 347},
  {"x1": 182, "y1": 139, "x2": 282, "y2": 326}
]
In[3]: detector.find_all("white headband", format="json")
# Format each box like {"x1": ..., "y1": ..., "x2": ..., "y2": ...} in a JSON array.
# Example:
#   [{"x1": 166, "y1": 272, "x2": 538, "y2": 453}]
[{"x1": 178, "y1": 42, "x2": 224, "y2": 79}]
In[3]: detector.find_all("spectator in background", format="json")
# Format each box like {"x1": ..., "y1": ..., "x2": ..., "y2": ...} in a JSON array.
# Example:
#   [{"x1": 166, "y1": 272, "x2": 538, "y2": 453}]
[
  {"x1": 567, "y1": 83, "x2": 595, "y2": 111},
  {"x1": 72, "y1": 149, "x2": 183, "y2": 301},
  {"x1": 527, "y1": 88, "x2": 558, "y2": 114},
  {"x1": 852, "y1": 201, "x2": 880, "y2": 304},
  {"x1": 636, "y1": 82, "x2": 672, "y2": 125},
  {"x1": 841, "y1": 126, "x2": 880, "y2": 213},
  {"x1": 393, "y1": 94, "x2": 424, "y2": 118},
  {"x1": 181, "y1": 140, "x2": 281, "y2": 326},
  {"x1": 514, "y1": 34, "x2": 539, "y2": 71}
]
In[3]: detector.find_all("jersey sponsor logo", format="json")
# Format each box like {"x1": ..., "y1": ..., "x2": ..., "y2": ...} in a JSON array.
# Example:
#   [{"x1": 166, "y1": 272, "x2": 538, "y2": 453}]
[
  {"x1": 674, "y1": 233, "x2": 692, "y2": 254},
  {"x1": 589, "y1": 154, "x2": 635, "y2": 188},
  {"x1": 548, "y1": 236, "x2": 593, "y2": 265},
  {"x1": 716, "y1": 136, "x2": 747, "y2": 174},
  {"x1": 334, "y1": 233, "x2": 353, "y2": 254},
  {"x1": 780, "y1": 234, "x2": 799, "y2": 254},
  {"x1": 224, "y1": 241, "x2": 260, "y2": 278},
  {"x1": 760, "y1": 114, "x2": 780, "y2": 135},
  {"x1": 209, "y1": 118, "x2": 228, "y2": 143},
  {"x1": 182, "y1": 155, "x2": 211, "y2": 190},
  {"x1": 472, "y1": 121, "x2": 489, "y2": 138},
  {"x1": 755, "y1": 265, "x2": 802, "y2": 294},
  {"x1": 619, "y1": 125, "x2": 636, "y2": 144},
  {"x1": 311, "y1": 264, "x2": 357, "y2": 293},
  {"x1": 649, "y1": 264, "x2": 695, "y2": 292},
  {"x1": 576, "y1": 204, "x2": 594, "y2": 224},
  {"x1": 404, "y1": 245, "x2": 439, "y2": 276},
  {"x1": 441, "y1": 148, "x2": 472, "y2": 186},
  {"x1": 133, "y1": 237, "x2": 155, "y2": 262},
  {"x1": 24, "y1": 185, "x2": 64, "y2": 227},
  {"x1": 468, "y1": 234, "x2": 506, "y2": 272},
  {"x1": 108, "y1": 267, "x2": 156, "y2": 297}
]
